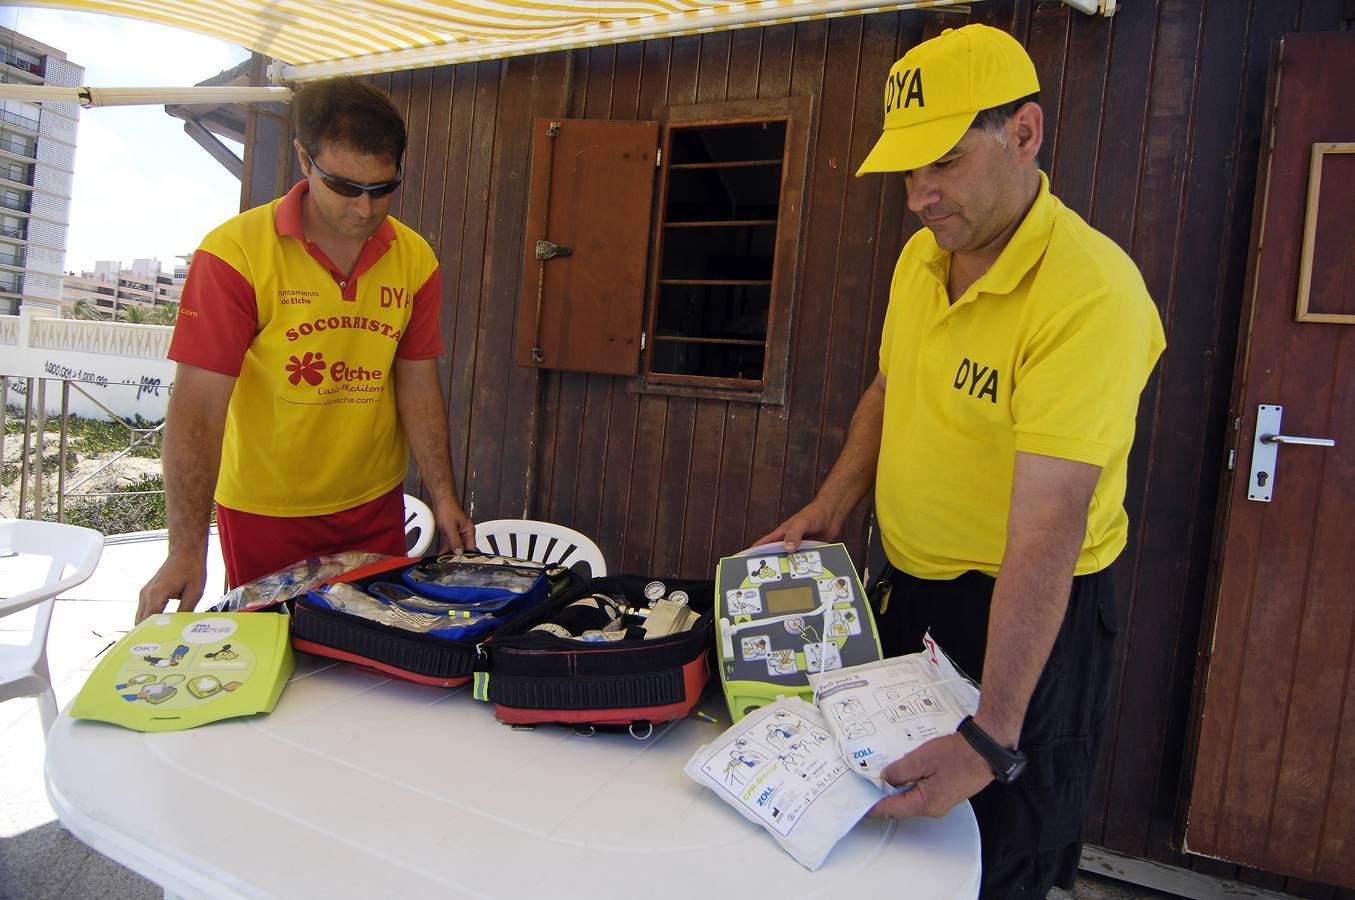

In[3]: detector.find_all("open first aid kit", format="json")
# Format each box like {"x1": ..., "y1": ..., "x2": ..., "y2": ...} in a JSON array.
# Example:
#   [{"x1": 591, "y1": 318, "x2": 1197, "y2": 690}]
[
  {"x1": 290, "y1": 551, "x2": 577, "y2": 687},
  {"x1": 473, "y1": 574, "x2": 713, "y2": 735},
  {"x1": 714, "y1": 542, "x2": 883, "y2": 722},
  {"x1": 70, "y1": 612, "x2": 293, "y2": 732}
]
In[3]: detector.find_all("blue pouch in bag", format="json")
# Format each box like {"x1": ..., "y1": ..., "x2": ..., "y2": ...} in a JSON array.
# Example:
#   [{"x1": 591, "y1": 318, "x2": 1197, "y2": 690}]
[{"x1": 401, "y1": 555, "x2": 551, "y2": 614}]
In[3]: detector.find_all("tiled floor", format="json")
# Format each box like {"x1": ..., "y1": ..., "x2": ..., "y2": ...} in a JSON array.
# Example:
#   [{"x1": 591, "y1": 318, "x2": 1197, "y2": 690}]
[{"x1": 0, "y1": 532, "x2": 1185, "y2": 899}]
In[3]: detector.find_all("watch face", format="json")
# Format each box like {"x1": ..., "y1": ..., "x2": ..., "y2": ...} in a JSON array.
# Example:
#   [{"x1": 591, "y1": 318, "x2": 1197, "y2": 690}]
[{"x1": 997, "y1": 755, "x2": 1027, "y2": 784}]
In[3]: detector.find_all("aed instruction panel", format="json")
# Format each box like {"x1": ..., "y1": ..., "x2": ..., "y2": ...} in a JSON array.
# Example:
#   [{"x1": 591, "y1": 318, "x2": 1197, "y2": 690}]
[{"x1": 715, "y1": 542, "x2": 882, "y2": 722}]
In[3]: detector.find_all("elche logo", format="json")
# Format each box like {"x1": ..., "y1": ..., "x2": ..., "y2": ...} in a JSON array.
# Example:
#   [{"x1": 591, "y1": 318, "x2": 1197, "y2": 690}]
[
  {"x1": 885, "y1": 67, "x2": 925, "y2": 114},
  {"x1": 284, "y1": 352, "x2": 385, "y2": 387},
  {"x1": 287, "y1": 351, "x2": 326, "y2": 386}
]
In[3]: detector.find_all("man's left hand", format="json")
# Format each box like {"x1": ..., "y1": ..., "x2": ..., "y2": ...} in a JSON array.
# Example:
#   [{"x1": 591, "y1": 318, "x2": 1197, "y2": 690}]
[
  {"x1": 867, "y1": 733, "x2": 994, "y2": 820},
  {"x1": 433, "y1": 500, "x2": 476, "y2": 554}
]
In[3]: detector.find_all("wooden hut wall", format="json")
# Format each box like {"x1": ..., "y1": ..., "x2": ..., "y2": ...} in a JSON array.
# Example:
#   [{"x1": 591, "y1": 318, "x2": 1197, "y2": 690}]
[{"x1": 244, "y1": 1, "x2": 1354, "y2": 894}]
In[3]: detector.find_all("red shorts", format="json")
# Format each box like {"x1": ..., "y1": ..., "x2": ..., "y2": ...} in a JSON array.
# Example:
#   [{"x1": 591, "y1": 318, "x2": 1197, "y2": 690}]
[{"x1": 216, "y1": 484, "x2": 409, "y2": 587}]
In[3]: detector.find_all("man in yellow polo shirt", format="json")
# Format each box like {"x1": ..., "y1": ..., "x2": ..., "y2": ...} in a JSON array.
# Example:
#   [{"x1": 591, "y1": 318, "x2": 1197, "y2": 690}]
[
  {"x1": 758, "y1": 25, "x2": 1164, "y2": 898},
  {"x1": 137, "y1": 78, "x2": 475, "y2": 622}
]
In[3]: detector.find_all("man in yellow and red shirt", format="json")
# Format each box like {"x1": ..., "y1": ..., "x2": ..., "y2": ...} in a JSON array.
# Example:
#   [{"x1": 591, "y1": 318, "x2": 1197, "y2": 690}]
[
  {"x1": 759, "y1": 25, "x2": 1164, "y2": 898},
  {"x1": 137, "y1": 78, "x2": 474, "y2": 622}
]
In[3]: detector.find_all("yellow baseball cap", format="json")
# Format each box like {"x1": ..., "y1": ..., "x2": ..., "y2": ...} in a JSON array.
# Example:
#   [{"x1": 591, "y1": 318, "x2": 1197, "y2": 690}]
[{"x1": 856, "y1": 24, "x2": 1039, "y2": 175}]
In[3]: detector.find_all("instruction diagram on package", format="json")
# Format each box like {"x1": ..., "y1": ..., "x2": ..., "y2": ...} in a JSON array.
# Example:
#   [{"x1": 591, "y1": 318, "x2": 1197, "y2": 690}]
[
  {"x1": 803, "y1": 641, "x2": 842, "y2": 673},
  {"x1": 747, "y1": 558, "x2": 781, "y2": 584},
  {"x1": 695, "y1": 704, "x2": 857, "y2": 836},
  {"x1": 726, "y1": 588, "x2": 763, "y2": 617},
  {"x1": 741, "y1": 635, "x2": 770, "y2": 660},
  {"x1": 810, "y1": 648, "x2": 981, "y2": 788},
  {"x1": 787, "y1": 551, "x2": 823, "y2": 578},
  {"x1": 767, "y1": 648, "x2": 798, "y2": 676}
]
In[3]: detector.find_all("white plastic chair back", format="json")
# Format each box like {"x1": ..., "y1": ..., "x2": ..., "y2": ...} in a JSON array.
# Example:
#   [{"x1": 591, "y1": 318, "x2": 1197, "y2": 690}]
[
  {"x1": 473, "y1": 519, "x2": 607, "y2": 578},
  {"x1": 404, "y1": 494, "x2": 435, "y2": 556},
  {"x1": 0, "y1": 520, "x2": 104, "y2": 735}
]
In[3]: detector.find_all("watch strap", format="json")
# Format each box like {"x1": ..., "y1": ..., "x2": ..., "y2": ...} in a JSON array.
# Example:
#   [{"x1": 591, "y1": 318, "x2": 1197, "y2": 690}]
[{"x1": 957, "y1": 715, "x2": 1027, "y2": 784}]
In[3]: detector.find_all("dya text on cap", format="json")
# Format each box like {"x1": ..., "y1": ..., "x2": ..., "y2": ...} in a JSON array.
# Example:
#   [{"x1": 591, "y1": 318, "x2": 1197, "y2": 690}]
[{"x1": 856, "y1": 24, "x2": 1039, "y2": 176}]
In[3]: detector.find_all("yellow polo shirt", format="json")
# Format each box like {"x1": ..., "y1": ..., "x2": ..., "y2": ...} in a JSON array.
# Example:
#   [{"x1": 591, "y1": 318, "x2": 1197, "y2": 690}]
[
  {"x1": 169, "y1": 182, "x2": 443, "y2": 517},
  {"x1": 876, "y1": 173, "x2": 1164, "y2": 579}
]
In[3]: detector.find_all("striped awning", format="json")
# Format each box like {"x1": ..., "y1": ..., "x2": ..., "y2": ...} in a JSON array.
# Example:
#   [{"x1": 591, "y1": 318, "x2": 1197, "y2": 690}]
[{"x1": 9, "y1": 0, "x2": 994, "y2": 82}]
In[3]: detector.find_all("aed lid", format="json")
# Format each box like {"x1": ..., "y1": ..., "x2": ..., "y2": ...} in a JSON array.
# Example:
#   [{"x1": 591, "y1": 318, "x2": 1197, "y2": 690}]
[{"x1": 70, "y1": 612, "x2": 294, "y2": 732}]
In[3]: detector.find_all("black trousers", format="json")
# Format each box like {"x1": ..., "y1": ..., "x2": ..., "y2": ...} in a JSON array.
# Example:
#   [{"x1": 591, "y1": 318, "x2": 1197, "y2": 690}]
[{"x1": 876, "y1": 564, "x2": 1119, "y2": 900}]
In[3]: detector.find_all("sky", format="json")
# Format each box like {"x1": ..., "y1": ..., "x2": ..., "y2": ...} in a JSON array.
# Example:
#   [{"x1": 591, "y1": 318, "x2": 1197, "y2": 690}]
[{"x1": 0, "y1": 7, "x2": 251, "y2": 275}]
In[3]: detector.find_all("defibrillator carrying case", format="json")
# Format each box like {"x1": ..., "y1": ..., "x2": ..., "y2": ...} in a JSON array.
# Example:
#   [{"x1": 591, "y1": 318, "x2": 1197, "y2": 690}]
[
  {"x1": 290, "y1": 553, "x2": 575, "y2": 687},
  {"x1": 472, "y1": 575, "x2": 714, "y2": 734}
]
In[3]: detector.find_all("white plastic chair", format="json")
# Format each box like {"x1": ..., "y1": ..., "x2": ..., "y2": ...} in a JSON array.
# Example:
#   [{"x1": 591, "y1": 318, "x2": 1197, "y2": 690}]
[
  {"x1": 404, "y1": 494, "x2": 436, "y2": 556},
  {"x1": 0, "y1": 520, "x2": 104, "y2": 735},
  {"x1": 473, "y1": 519, "x2": 607, "y2": 577}
]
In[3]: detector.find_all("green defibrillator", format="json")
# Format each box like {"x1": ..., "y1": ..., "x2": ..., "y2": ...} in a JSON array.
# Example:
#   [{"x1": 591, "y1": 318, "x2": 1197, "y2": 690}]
[{"x1": 714, "y1": 541, "x2": 882, "y2": 722}]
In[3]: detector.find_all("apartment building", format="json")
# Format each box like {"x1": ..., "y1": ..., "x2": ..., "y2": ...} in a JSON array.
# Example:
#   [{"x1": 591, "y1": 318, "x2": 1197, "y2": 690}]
[
  {"x1": 61, "y1": 258, "x2": 182, "y2": 320},
  {"x1": 0, "y1": 27, "x2": 80, "y2": 316}
]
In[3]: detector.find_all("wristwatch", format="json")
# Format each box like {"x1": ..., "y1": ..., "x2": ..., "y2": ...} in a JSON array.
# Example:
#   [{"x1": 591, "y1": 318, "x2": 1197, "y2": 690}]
[{"x1": 957, "y1": 715, "x2": 1027, "y2": 784}]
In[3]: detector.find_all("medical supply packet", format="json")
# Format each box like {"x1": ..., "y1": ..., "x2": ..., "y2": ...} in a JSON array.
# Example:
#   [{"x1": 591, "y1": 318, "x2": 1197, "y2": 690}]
[
  {"x1": 810, "y1": 636, "x2": 980, "y2": 793},
  {"x1": 684, "y1": 697, "x2": 882, "y2": 870}
]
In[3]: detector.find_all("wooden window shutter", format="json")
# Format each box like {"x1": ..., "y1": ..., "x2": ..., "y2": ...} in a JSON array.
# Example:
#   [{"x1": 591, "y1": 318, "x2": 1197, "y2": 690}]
[{"x1": 516, "y1": 118, "x2": 659, "y2": 374}]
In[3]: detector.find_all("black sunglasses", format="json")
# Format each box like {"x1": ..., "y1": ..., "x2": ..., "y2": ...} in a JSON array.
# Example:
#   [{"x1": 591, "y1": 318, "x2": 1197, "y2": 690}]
[{"x1": 306, "y1": 152, "x2": 403, "y2": 199}]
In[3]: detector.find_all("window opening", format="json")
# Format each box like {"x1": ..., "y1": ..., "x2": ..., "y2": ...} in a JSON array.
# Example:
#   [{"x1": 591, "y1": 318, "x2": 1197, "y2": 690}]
[{"x1": 647, "y1": 120, "x2": 787, "y2": 386}]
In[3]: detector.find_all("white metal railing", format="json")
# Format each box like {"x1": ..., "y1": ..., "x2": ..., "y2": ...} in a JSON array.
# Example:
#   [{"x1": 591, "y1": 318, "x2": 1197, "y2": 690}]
[
  {"x1": 2, "y1": 376, "x2": 165, "y2": 523},
  {"x1": 2, "y1": 310, "x2": 174, "y2": 523}
]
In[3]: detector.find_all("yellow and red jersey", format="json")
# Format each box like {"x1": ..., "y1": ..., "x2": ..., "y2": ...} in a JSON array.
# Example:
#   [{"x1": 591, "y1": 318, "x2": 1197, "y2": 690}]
[{"x1": 169, "y1": 181, "x2": 443, "y2": 516}]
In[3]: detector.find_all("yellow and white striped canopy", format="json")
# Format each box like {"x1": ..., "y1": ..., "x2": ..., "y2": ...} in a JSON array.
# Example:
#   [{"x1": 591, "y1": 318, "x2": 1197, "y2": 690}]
[{"x1": 8, "y1": 0, "x2": 980, "y2": 81}]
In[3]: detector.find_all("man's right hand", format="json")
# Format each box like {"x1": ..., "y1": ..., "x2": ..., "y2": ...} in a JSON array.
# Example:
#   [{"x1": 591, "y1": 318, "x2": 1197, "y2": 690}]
[
  {"x1": 752, "y1": 501, "x2": 843, "y2": 553},
  {"x1": 136, "y1": 552, "x2": 207, "y2": 623}
]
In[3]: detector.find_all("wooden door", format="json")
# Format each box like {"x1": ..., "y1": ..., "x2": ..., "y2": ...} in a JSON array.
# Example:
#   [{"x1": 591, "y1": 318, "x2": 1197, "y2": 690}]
[{"x1": 1186, "y1": 32, "x2": 1355, "y2": 888}]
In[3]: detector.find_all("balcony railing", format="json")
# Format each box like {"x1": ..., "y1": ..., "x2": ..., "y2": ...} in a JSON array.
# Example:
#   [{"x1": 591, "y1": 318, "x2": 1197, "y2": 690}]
[
  {"x1": 0, "y1": 224, "x2": 27, "y2": 240},
  {"x1": 1, "y1": 164, "x2": 33, "y2": 186},
  {"x1": 0, "y1": 194, "x2": 29, "y2": 213},
  {"x1": 0, "y1": 108, "x2": 39, "y2": 131},
  {"x1": 0, "y1": 51, "x2": 43, "y2": 77},
  {"x1": 0, "y1": 137, "x2": 35, "y2": 158}
]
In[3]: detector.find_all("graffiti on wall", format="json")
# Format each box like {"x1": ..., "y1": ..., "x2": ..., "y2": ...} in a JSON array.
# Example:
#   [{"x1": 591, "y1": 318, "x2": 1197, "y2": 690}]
[{"x1": 5, "y1": 355, "x2": 175, "y2": 421}]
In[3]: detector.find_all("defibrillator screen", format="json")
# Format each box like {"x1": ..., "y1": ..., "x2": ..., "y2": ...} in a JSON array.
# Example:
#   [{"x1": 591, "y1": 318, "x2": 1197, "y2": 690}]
[{"x1": 763, "y1": 585, "x2": 817, "y2": 615}]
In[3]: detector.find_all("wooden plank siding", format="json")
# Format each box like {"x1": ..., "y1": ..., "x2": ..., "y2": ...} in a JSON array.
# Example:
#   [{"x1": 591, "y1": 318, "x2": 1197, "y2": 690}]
[{"x1": 240, "y1": 1, "x2": 1355, "y2": 894}]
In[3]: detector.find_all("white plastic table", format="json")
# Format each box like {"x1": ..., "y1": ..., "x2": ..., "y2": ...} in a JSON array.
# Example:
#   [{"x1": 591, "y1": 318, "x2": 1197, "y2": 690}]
[{"x1": 45, "y1": 655, "x2": 981, "y2": 899}]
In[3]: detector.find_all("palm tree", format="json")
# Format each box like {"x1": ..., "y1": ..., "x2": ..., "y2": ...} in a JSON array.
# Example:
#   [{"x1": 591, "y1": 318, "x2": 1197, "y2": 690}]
[
  {"x1": 147, "y1": 304, "x2": 179, "y2": 326},
  {"x1": 70, "y1": 298, "x2": 106, "y2": 320},
  {"x1": 121, "y1": 304, "x2": 178, "y2": 326}
]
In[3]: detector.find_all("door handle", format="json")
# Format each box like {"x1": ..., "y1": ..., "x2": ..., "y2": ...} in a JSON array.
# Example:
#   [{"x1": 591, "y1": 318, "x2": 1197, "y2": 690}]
[
  {"x1": 1247, "y1": 404, "x2": 1338, "y2": 502},
  {"x1": 1259, "y1": 433, "x2": 1336, "y2": 447}
]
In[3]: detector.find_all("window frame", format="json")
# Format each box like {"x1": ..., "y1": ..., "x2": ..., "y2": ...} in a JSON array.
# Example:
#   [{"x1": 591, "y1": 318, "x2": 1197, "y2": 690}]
[{"x1": 635, "y1": 95, "x2": 813, "y2": 406}]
